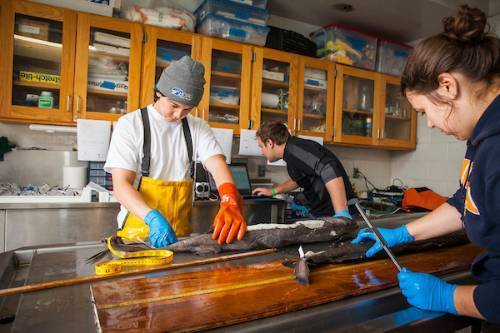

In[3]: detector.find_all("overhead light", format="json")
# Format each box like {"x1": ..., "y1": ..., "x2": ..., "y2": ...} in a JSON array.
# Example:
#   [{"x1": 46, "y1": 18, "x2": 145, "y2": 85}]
[
  {"x1": 332, "y1": 3, "x2": 355, "y2": 13},
  {"x1": 29, "y1": 124, "x2": 76, "y2": 134}
]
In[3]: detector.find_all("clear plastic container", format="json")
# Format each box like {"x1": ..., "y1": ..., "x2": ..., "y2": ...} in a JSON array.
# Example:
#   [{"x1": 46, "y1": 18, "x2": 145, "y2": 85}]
[
  {"x1": 195, "y1": 0, "x2": 269, "y2": 26},
  {"x1": 210, "y1": 86, "x2": 240, "y2": 105},
  {"x1": 310, "y1": 24, "x2": 378, "y2": 70},
  {"x1": 196, "y1": 13, "x2": 269, "y2": 46},
  {"x1": 376, "y1": 39, "x2": 411, "y2": 76},
  {"x1": 228, "y1": 0, "x2": 267, "y2": 9}
]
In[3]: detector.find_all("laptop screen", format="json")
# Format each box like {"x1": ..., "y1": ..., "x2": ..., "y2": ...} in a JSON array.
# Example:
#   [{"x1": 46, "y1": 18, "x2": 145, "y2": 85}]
[{"x1": 229, "y1": 165, "x2": 252, "y2": 194}]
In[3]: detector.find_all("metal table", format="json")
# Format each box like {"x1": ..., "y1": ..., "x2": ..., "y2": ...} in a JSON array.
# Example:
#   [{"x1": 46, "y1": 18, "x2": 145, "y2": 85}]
[{"x1": 0, "y1": 213, "x2": 481, "y2": 332}]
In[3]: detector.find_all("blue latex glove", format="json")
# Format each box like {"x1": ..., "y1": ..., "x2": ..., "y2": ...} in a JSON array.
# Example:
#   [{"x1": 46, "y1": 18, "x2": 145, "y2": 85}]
[
  {"x1": 290, "y1": 201, "x2": 312, "y2": 218},
  {"x1": 334, "y1": 209, "x2": 352, "y2": 220},
  {"x1": 351, "y1": 225, "x2": 414, "y2": 257},
  {"x1": 144, "y1": 210, "x2": 177, "y2": 248},
  {"x1": 398, "y1": 267, "x2": 458, "y2": 314}
]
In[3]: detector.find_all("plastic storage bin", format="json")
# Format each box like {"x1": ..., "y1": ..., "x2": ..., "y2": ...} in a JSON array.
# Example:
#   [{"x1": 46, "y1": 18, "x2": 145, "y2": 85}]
[
  {"x1": 376, "y1": 39, "x2": 411, "y2": 76},
  {"x1": 228, "y1": 0, "x2": 267, "y2": 9},
  {"x1": 196, "y1": 13, "x2": 269, "y2": 46},
  {"x1": 310, "y1": 24, "x2": 377, "y2": 70},
  {"x1": 210, "y1": 86, "x2": 240, "y2": 105},
  {"x1": 195, "y1": 0, "x2": 269, "y2": 26}
]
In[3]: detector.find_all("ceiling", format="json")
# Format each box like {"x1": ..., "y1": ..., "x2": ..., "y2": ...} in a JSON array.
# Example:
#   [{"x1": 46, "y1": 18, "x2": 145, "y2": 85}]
[{"x1": 268, "y1": 0, "x2": 498, "y2": 42}]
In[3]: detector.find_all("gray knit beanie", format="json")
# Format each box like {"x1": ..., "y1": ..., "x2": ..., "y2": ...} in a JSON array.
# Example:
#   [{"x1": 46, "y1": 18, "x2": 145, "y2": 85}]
[{"x1": 155, "y1": 56, "x2": 206, "y2": 107}]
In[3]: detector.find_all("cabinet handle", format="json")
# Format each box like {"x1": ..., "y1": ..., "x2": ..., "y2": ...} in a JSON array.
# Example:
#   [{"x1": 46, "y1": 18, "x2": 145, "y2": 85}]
[
  {"x1": 298, "y1": 119, "x2": 301, "y2": 131},
  {"x1": 381, "y1": 128, "x2": 385, "y2": 139},
  {"x1": 66, "y1": 96, "x2": 72, "y2": 112},
  {"x1": 293, "y1": 118, "x2": 297, "y2": 131},
  {"x1": 74, "y1": 96, "x2": 81, "y2": 121},
  {"x1": 248, "y1": 119, "x2": 253, "y2": 129},
  {"x1": 195, "y1": 107, "x2": 199, "y2": 118},
  {"x1": 377, "y1": 128, "x2": 380, "y2": 139}
]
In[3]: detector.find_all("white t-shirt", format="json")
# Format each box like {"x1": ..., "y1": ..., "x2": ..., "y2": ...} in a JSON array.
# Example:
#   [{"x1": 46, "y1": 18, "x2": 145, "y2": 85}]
[{"x1": 104, "y1": 104, "x2": 223, "y2": 181}]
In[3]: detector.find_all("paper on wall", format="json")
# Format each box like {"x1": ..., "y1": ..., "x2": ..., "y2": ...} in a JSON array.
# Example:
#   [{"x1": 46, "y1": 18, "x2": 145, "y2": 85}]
[
  {"x1": 77, "y1": 119, "x2": 111, "y2": 161},
  {"x1": 238, "y1": 129, "x2": 262, "y2": 156},
  {"x1": 211, "y1": 128, "x2": 233, "y2": 164}
]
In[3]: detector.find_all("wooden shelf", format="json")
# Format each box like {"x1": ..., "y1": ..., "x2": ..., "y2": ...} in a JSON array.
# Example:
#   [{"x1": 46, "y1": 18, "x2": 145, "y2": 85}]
[
  {"x1": 14, "y1": 35, "x2": 62, "y2": 63},
  {"x1": 304, "y1": 85, "x2": 326, "y2": 92},
  {"x1": 261, "y1": 107, "x2": 288, "y2": 116},
  {"x1": 302, "y1": 112, "x2": 325, "y2": 120},
  {"x1": 88, "y1": 88, "x2": 127, "y2": 97},
  {"x1": 212, "y1": 71, "x2": 241, "y2": 80},
  {"x1": 262, "y1": 79, "x2": 289, "y2": 89},
  {"x1": 343, "y1": 108, "x2": 372, "y2": 115},
  {"x1": 89, "y1": 49, "x2": 129, "y2": 63},
  {"x1": 209, "y1": 101, "x2": 240, "y2": 110},
  {"x1": 385, "y1": 115, "x2": 410, "y2": 121},
  {"x1": 14, "y1": 80, "x2": 60, "y2": 90}
]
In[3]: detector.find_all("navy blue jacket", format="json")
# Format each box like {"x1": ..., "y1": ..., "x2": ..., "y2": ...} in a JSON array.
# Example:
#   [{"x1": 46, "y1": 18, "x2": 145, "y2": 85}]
[
  {"x1": 448, "y1": 95, "x2": 500, "y2": 323},
  {"x1": 283, "y1": 137, "x2": 356, "y2": 217}
]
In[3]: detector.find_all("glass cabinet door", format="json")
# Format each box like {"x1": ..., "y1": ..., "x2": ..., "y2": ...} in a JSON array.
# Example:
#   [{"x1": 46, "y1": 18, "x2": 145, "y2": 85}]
[
  {"x1": 199, "y1": 38, "x2": 252, "y2": 132},
  {"x1": 140, "y1": 27, "x2": 197, "y2": 106},
  {"x1": 74, "y1": 14, "x2": 141, "y2": 121},
  {"x1": 333, "y1": 65, "x2": 378, "y2": 144},
  {"x1": 2, "y1": 1, "x2": 76, "y2": 123},
  {"x1": 341, "y1": 75, "x2": 374, "y2": 137},
  {"x1": 297, "y1": 58, "x2": 334, "y2": 139},
  {"x1": 383, "y1": 83, "x2": 412, "y2": 140}
]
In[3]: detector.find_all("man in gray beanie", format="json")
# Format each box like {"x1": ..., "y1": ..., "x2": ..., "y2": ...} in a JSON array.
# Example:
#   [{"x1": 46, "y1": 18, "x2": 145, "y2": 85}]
[{"x1": 105, "y1": 56, "x2": 247, "y2": 248}]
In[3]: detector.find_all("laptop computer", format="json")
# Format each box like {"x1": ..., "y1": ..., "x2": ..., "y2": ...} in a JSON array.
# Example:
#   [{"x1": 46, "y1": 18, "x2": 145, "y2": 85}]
[{"x1": 209, "y1": 163, "x2": 269, "y2": 199}]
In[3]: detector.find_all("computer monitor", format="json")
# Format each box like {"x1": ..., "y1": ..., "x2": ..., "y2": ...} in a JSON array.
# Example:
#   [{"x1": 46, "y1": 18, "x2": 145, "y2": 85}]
[
  {"x1": 229, "y1": 164, "x2": 252, "y2": 195},
  {"x1": 208, "y1": 163, "x2": 252, "y2": 195}
]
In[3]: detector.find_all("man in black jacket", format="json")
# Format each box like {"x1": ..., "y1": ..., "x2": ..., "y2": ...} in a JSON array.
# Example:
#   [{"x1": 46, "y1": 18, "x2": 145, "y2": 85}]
[{"x1": 252, "y1": 121, "x2": 356, "y2": 219}]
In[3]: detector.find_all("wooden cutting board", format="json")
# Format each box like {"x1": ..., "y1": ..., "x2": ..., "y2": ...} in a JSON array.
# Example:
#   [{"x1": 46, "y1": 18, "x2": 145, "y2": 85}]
[{"x1": 92, "y1": 244, "x2": 483, "y2": 333}]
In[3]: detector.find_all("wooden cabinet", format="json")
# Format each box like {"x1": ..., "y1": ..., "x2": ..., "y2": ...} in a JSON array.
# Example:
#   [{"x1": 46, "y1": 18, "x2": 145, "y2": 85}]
[
  {"x1": 333, "y1": 64, "x2": 379, "y2": 146},
  {"x1": 0, "y1": 0, "x2": 76, "y2": 124},
  {"x1": 250, "y1": 47, "x2": 298, "y2": 132},
  {"x1": 198, "y1": 37, "x2": 252, "y2": 133},
  {"x1": 296, "y1": 56, "x2": 335, "y2": 140},
  {"x1": 333, "y1": 64, "x2": 416, "y2": 149},
  {"x1": 377, "y1": 74, "x2": 416, "y2": 149},
  {"x1": 140, "y1": 25, "x2": 201, "y2": 107},
  {"x1": 74, "y1": 13, "x2": 142, "y2": 122}
]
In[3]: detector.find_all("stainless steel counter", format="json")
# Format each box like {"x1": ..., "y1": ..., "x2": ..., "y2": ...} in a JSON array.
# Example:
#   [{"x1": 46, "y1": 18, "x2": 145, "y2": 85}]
[{"x1": 0, "y1": 226, "x2": 479, "y2": 333}]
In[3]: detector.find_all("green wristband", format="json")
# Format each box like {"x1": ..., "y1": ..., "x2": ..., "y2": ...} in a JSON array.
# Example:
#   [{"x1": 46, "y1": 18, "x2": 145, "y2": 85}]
[{"x1": 271, "y1": 187, "x2": 277, "y2": 196}]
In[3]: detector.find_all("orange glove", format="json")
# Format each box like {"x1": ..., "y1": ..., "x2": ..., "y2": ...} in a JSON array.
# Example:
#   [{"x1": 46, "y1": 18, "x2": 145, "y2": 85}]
[{"x1": 212, "y1": 183, "x2": 247, "y2": 245}]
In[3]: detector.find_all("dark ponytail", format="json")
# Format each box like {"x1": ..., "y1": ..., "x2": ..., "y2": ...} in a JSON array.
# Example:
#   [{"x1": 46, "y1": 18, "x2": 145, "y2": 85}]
[{"x1": 401, "y1": 5, "x2": 499, "y2": 98}]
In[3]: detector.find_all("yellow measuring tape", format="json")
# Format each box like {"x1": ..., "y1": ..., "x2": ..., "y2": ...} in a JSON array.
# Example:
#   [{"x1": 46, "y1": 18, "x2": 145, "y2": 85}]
[{"x1": 95, "y1": 237, "x2": 174, "y2": 276}]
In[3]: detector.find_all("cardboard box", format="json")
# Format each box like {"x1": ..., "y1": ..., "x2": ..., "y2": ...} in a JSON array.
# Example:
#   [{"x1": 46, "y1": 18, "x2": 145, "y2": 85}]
[{"x1": 16, "y1": 18, "x2": 50, "y2": 41}]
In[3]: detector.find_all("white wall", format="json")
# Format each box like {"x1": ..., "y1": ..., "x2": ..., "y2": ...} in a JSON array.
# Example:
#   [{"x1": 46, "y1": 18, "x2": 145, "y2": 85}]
[{"x1": 390, "y1": 116, "x2": 465, "y2": 197}]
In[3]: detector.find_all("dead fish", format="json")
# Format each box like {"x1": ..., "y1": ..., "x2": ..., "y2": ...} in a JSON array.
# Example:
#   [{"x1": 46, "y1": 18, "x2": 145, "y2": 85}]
[
  {"x1": 295, "y1": 246, "x2": 310, "y2": 286},
  {"x1": 167, "y1": 217, "x2": 358, "y2": 255},
  {"x1": 292, "y1": 231, "x2": 470, "y2": 284}
]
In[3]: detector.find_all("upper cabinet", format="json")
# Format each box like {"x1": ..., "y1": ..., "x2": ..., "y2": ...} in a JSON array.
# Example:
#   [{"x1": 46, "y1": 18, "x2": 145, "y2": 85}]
[
  {"x1": 0, "y1": 0, "x2": 76, "y2": 124},
  {"x1": 296, "y1": 56, "x2": 335, "y2": 140},
  {"x1": 74, "y1": 13, "x2": 142, "y2": 121},
  {"x1": 140, "y1": 26, "x2": 200, "y2": 107},
  {"x1": 0, "y1": 0, "x2": 416, "y2": 150},
  {"x1": 250, "y1": 48, "x2": 298, "y2": 133},
  {"x1": 333, "y1": 64, "x2": 378, "y2": 146},
  {"x1": 377, "y1": 75, "x2": 416, "y2": 149},
  {"x1": 198, "y1": 37, "x2": 252, "y2": 133}
]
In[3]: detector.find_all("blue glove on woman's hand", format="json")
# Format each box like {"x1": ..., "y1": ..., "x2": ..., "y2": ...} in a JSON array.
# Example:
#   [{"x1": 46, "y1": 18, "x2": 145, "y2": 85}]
[
  {"x1": 333, "y1": 209, "x2": 352, "y2": 220},
  {"x1": 351, "y1": 225, "x2": 414, "y2": 257},
  {"x1": 398, "y1": 267, "x2": 458, "y2": 314},
  {"x1": 144, "y1": 210, "x2": 177, "y2": 248}
]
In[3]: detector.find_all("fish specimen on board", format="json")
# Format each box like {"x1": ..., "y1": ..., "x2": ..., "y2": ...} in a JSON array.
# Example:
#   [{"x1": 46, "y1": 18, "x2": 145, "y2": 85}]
[
  {"x1": 291, "y1": 231, "x2": 470, "y2": 285},
  {"x1": 166, "y1": 217, "x2": 358, "y2": 255}
]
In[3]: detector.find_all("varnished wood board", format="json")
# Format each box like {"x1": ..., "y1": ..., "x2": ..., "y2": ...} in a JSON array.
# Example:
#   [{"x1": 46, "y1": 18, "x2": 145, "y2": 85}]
[{"x1": 92, "y1": 244, "x2": 482, "y2": 333}]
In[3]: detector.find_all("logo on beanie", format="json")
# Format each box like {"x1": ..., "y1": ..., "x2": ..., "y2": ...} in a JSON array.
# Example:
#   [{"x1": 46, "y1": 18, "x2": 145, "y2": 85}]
[{"x1": 171, "y1": 87, "x2": 192, "y2": 101}]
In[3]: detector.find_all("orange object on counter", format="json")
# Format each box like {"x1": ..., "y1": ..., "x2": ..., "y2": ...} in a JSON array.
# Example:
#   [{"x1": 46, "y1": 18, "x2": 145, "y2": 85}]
[{"x1": 402, "y1": 187, "x2": 447, "y2": 211}]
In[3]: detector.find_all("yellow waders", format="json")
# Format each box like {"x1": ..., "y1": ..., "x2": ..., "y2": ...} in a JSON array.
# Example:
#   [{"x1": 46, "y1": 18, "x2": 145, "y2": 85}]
[{"x1": 117, "y1": 107, "x2": 195, "y2": 243}]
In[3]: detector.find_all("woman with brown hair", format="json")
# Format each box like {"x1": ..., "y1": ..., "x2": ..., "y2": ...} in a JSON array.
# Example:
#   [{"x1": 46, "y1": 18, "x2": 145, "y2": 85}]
[{"x1": 352, "y1": 5, "x2": 499, "y2": 323}]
